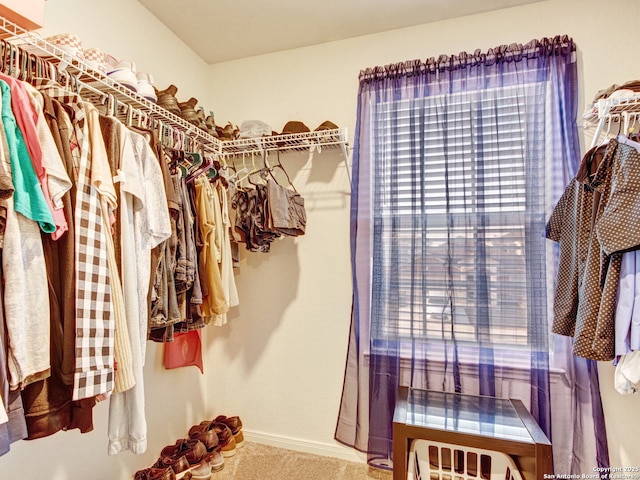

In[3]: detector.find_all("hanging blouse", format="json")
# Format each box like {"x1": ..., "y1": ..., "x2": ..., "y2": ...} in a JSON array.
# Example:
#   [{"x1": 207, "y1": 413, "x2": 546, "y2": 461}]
[
  {"x1": 0, "y1": 80, "x2": 51, "y2": 390},
  {"x1": 0, "y1": 80, "x2": 54, "y2": 232}
]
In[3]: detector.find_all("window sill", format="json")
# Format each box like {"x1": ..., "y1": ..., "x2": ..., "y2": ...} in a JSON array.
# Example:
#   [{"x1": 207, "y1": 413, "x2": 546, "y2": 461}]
[{"x1": 364, "y1": 350, "x2": 567, "y2": 384}]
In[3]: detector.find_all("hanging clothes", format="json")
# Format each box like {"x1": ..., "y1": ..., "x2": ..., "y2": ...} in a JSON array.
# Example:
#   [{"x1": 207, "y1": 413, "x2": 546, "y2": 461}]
[
  {"x1": 98, "y1": 114, "x2": 135, "y2": 395},
  {"x1": 148, "y1": 147, "x2": 182, "y2": 342},
  {"x1": 33, "y1": 78, "x2": 117, "y2": 400},
  {"x1": 0, "y1": 116, "x2": 27, "y2": 455},
  {"x1": 0, "y1": 79, "x2": 51, "y2": 390},
  {"x1": 266, "y1": 178, "x2": 306, "y2": 237},
  {"x1": 0, "y1": 73, "x2": 65, "y2": 237},
  {"x1": 0, "y1": 50, "x2": 247, "y2": 453},
  {"x1": 194, "y1": 175, "x2": 229, "y2": 322},
  {"x1": 547, "y1": 138, "x2": 640, "y2": 361},
  {"x1": 108, "y1": 125, "x2": 171, "y2": 456}
]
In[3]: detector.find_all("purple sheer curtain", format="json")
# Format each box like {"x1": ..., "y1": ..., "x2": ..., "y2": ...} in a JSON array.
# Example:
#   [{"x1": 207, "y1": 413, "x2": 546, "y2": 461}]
[{"x1": 335, "y1": 36, "x2": 609, "y2": 474}]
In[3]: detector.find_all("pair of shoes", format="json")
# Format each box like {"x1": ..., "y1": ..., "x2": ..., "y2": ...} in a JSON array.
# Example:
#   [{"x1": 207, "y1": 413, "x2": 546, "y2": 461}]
[
  {"x1": 136, "y1": 72, "x2": 157, "y2": 103},
  {"x1": 188, "y1": 419, "x2": 238, "y2": 458},
  {"x1": 204, "y1": 114, "x2": 219, "y2": 138},
  {"x1": 154, "y1": 438, "x2": 212, "y2": 480},
  {"x1": 280, "y1": 120, "x2": 340, "y2": 135},
  {"x1": 103, "y1": 56, "x2": 157, "y2": 102},
  {"x1": 281, "y1": 120, "x2": 310, "y2": 135},
  {"x1": 106, "y1": 55, "x2": 138, "y2": 92},
  {"x1": 83, "y1": 47, "x2": 107, "y2": 74},
  {"x1": 178, "y1": 98, "x2": 210, "y2": 132},
  {"x1": 134, "y1": 466, "x2": 176, "y2": 480},
  {"x1": 215, "y1": 122, "x2": 240, "y2": 141},
  {"x1": 214, "y1": 415, "x2": 245, "y2": 449},
  {"x1": 156, "y1": 84, "x2": 181, "y2": 116},
  {"x1": 238, "y1": 120, "x2": 273, "y2": 139},
  {"x1": 188, "y1": 422, "x2": 225, "y2": 472},
  {"x1": 212, "y1": 422, "x2": 237, "y2": 458},
  {"x1": 314, "y1": 120, "x2": 339, "y2": 132},
  {"x1": 45, "y1": 33, "x2": 84, "y2": 60}
]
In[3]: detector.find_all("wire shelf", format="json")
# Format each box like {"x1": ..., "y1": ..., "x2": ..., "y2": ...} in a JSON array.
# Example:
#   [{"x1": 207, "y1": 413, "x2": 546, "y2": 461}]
[
  {"x1": 0, "y1": 15, "x2": 349, "y2": 160},
  {"x1": 220, "y1": 128, "x2": 348, "y2": 158},
  {"x1": 597, "y1": 93, "x2": 640, "y2": 118}
]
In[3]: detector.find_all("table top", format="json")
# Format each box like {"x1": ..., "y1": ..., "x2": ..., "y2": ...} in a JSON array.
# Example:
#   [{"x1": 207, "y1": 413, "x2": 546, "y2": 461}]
[{"x1": 398, "y1": 388, "x2": 535, "y2": 444}]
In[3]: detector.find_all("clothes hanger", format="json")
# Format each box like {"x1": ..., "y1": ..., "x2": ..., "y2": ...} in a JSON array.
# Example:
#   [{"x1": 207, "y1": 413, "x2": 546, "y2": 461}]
[
  {"x1": 185, "y1": 151, "x2": 204, "y2": 176},
  {"x1": 234, "y1": 152, "x2": 254, "y2": 190},
  {"x1": 0, "y1": 41, "x2": 6, "y2": 75},
  {"x1": 6, "y1": 43, "x2": 15, "y2": 77},
  {"x1": 616, "y1": 112, "x2": 640, "y2": 153},
  {"x1": 596, "y1": 113, "x2": 614, "y2": 148},
  {"x1": 270, "y1": 149, "x2": 298, "y2": 192},
  {"x1": 18, "y1": 49, "x2": 28, "y2": 81},
  {"x1": 185, "y1": 154, "x2": 212, "y2": 184},
  {"x1": 126, "y1": 103, "x2": 135, "y2": 127}
]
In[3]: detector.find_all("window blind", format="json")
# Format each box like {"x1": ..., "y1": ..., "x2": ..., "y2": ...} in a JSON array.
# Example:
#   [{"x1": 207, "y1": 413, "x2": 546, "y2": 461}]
[{"x1": 370, "y1": 83, "x2": 547, "y2": 348}]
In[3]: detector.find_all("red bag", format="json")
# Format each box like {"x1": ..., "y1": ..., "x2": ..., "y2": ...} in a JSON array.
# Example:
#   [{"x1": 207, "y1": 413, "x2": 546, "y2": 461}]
[{"x1": 164, "y1": 329, "x2": 204, "y2": 374}]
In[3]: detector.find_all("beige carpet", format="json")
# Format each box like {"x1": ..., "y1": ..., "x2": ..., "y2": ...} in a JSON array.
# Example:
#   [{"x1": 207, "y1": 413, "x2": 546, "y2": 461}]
[{"x1": 210, "y1": 442, "x2": 393, "y2": 480}]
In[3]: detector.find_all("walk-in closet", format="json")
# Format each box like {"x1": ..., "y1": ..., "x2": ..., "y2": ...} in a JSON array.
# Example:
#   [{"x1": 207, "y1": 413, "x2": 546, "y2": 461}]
[{"x1": 0, "y1": 0, "x2": 638, "y2": 479}]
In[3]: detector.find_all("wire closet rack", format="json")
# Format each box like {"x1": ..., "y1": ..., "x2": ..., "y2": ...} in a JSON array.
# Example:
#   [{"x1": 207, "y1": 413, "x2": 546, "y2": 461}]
[
  {"x1": 588, "y1": 93, "x2": 640, "y2": 148},
  {"x1": 0, "y1": 15, "x2": 350, "y2": 162}
]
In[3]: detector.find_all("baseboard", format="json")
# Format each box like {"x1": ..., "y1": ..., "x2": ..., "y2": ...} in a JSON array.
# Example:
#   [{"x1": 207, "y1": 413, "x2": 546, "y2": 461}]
[{"x1": 243, "y1": 430, "x2": 366, "y2": 463}]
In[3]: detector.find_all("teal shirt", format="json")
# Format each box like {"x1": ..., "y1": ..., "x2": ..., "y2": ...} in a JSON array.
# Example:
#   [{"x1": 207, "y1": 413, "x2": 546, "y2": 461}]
[{"x1": 0, "y1": 80, "x2": 55, "y2": 233}]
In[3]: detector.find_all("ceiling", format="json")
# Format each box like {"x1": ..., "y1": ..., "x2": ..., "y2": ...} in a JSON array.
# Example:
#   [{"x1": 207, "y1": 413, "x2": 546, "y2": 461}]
[{"x1": 137, "y1": 0, "x2": 544, "y2": 64}]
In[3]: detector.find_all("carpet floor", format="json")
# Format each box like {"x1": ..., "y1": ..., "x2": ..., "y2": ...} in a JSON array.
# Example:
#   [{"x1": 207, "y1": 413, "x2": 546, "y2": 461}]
[{"x1": 210, "y1": 442, "x2": 393, "y2": 480}]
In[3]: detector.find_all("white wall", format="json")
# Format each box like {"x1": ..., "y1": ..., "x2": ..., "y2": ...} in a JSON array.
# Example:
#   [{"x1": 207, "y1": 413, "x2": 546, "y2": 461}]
[
  {"x1": 40, "y1": 0, "x2": 213, "y2": 110},
  {"x1": 0, "y1": 0, "x2": 217, "y2": 479},
  {"x1": 0, "y1": 0, "x2": 638, "y2": 479},
  {"x1": 207, "y1": 0, "x2": 640, "y2": 470}
]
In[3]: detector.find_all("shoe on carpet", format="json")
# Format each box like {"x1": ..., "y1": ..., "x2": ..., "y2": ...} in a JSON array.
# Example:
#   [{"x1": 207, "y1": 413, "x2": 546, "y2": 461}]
[
  {"x1": 133, "y1": 466, "x2": 176, "y2": 480},
  {"x1": 158, "y1": 438, "x2": 208, "y2": 477},
  {"x1": 153, "y1": 454, "x2": 190, "y2": 478},
  {"x1": 212, "y1": 422, "x2": 237, "y2": 457},
  {"x1": 214, "y1": 415, "x2": 244, "y2": 448},
  {"x1": 188, "y1": 421, "x2": 220, "y2": 452},
  {"x1": 183, "y1": 459, "x2": 212, "y2": 480},
  {"x1": 206, "y1": 449, "x2": 225, "y2": 473}
]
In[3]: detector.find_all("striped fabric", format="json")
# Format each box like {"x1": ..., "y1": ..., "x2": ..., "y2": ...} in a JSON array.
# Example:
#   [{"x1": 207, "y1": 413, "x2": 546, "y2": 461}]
[{"x1": 33, "y1": 78, "x2": 114, "y2": 400}]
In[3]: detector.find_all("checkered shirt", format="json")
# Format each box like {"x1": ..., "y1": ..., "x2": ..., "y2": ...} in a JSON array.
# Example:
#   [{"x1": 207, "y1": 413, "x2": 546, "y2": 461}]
[{"x1": 33, "y1": 79, "x2": 114, "y2": 400}]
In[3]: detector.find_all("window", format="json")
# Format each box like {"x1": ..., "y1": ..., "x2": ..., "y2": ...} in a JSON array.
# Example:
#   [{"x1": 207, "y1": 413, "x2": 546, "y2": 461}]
[
  {"x1": 370, "y1": 82, "x2": 549, "y2": 350},
  {"x1": 337, "y1": 37, "x2": 591, "y2": 469}
]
